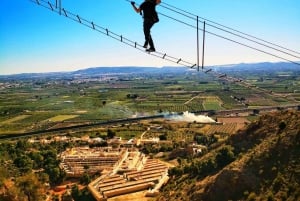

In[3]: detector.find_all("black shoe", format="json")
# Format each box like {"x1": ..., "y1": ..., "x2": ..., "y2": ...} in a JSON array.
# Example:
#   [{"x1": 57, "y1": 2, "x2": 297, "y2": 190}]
[{"x1": 146, "y1": 48, "x2": 155, "y2": 52}]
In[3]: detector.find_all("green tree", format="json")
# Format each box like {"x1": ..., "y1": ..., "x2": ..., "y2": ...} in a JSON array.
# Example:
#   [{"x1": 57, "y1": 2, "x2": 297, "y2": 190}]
[
  {"x1": 159, "y1": 134, "x2": 167, "y2": 141},
  {"x1": 107, "y1": 129, "x2": 116, "y2": 139},
  {"x1": 71, "y1": 185, "x2": 81, "y2": 200},
  {"x1": 215, "y1": 145, "x2": 235, "y2": 168},
  {"x1": 62, "y1": 193, "x2": 73, "y2": 201},
  {"x1": 199, "y1": 158, "x2": 216, "y2": 175},
  {"x1": 13, "y1": 154, "x2": 33, "y2": 173},
  {"x1": 253, "y1": 109, "x2": 260, "y2": 115},
  {"x1": 29, "y1": 152, "x2": 44, "y2": 169},
  {"x1": 46, "y1": 167, "x2": 65, "y2": 186},
  {"x1": 80, "y1": 173, "x2": 91, "y2": 185},
  {"x1": 16, "y1": 140, "x2": 30, "y2": 151},
  {"x1": 16, "y1": 173, "x2": 45, "y2": 201},
  {"x1": 169, "y1": 167, "x2": 183, "y2": 177},
  {"x1": 278, "y1": 121, "x2": 286, "y2": 131}
]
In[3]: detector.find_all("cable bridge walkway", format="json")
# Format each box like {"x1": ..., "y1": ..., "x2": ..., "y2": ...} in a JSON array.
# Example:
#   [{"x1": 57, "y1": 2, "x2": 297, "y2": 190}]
[{"x1": 30, "y1": 0, "x2": 299, "y2": 99}]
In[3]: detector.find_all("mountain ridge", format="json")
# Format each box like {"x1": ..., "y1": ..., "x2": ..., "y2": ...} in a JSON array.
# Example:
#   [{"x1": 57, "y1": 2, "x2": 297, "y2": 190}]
[{"x1": 1, "y1": 61, "x2": 299, "y2": 79}]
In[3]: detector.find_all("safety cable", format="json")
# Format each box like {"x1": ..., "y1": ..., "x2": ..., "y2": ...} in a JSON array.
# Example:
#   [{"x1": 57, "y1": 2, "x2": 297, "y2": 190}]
[
  {"x1": 30, "y1": 0, "x2": 195, "y2": 68},
  {"x1": 159, "y1": 11, "x2": 300, "y2": 65},
  {"x1": 160, "y1": 1, "x2": 300, "y2": 56},
  {"x1": 158, "y1": 2, "x2": 300, "y2": 63},
  {"x1": 204, "y1": 22, "x2": 300, "y2": 60},
  {"x1": 29, "y1": 0, "x2": 294, "y2": 99},
  {"x1": 159, "y1": 1, "x2": 300, "y2": 60},
  {"x1": 125, "y1": 0, "x2": 300, "y2": 66}
]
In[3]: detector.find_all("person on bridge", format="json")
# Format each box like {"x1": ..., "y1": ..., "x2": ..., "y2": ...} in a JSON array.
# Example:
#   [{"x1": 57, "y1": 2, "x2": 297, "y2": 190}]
[{"x1": 131, "y1": 0, "x2": 161, "y2": 52}]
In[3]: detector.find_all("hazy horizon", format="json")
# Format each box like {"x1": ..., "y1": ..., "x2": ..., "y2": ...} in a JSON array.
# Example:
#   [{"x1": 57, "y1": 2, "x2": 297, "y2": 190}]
[{"x1": 1, "y1": 60, "x2": 299, "y2": 76}]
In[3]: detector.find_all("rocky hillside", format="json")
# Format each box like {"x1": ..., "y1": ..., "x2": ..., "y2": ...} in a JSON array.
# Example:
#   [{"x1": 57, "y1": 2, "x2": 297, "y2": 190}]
[{"x1": 157, "y1": 110, "x2": 300, "y2": 201}]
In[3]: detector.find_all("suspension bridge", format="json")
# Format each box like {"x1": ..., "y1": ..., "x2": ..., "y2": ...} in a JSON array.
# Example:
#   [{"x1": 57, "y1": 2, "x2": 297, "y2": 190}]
[{"x1": 30, "y1": 0, "x2": 300, "y2": 98}]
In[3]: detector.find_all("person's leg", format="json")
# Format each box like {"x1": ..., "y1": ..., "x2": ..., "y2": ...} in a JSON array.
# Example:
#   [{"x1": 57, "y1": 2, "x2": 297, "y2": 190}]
[
  {"x1": 144, "y1": 21, "x2": 155, "y2": 51},
  {"x1": 148, "y1": 34, "x2": 155, "y2": 50},
  {"x1": 143, "y1": 21, "x2": 149, "y2": 48}
]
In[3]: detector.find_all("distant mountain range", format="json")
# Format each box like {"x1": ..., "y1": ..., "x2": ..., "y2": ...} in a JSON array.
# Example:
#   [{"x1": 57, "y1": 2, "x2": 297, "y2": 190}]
[
  {"x1": 0, "y1": 62, "x2": 299, "y2": 79},
  {"x1": 213, "y1": 62, "x2": 300, "y2": 72}
]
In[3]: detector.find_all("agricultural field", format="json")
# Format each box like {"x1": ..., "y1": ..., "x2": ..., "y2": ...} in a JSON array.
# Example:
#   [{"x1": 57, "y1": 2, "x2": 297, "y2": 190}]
[
  {"x1": 0, "y1": 65, "x2": 299, "y2": 201},
  {"x1": 205, "y1": 123, "x2": 237, "y2": 135},
  {"x1": 47, "y1": 115, "x2": 79, "y2": 122},
  {"x1": 202, "y1": 96, "x2": 224, "y2": 110},
  {"x1": 0, "y1": 114, "x2": 31, "y2": 124},
  {"x1": 0, "y1": 67, "x2": 299, "y2": 136}
]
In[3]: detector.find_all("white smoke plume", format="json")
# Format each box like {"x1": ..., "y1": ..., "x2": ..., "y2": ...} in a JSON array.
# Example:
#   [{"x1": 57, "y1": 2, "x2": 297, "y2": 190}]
[{"x1": 168, "y1": 111, "x2": 215, "y2": 123}]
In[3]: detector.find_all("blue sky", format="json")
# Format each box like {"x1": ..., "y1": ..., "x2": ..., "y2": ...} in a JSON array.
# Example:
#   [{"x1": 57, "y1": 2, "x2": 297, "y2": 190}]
[{"x1": 1, "y1": 0, "x2": 300, "y2": 75}]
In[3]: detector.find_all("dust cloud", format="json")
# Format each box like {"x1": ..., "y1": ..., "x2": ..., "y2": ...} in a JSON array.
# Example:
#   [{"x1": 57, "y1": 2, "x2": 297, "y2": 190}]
[{"x1": 168, "y1": 111, "x2": 215, "y2": 123}]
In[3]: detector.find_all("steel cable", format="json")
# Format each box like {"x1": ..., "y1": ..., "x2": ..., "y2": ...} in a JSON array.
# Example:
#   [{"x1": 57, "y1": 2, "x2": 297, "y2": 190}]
[
  {"x1": 124, "y1": 0, "x2": 300, "y2": 65},
  {"x1": 29, "y1": 0, "x2": 295, "y2": 99},
  {"x1": 160, "y1": 1, "x2": 300, "y2": 56}
]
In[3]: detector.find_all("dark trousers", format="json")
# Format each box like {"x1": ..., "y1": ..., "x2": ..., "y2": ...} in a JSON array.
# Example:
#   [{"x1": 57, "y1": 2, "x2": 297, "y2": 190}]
[{"x1": 143, "y1": 20, "x2": 155, "y2": 49}]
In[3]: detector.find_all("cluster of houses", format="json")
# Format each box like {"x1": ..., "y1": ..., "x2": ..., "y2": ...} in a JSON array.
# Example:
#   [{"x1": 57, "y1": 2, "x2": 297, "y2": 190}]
[
  {"x1": 59, "y1": 146, "x2": 170, "y2": 200},
  {"x1": 28, "y1": 135, "x2": 105, "y2": 144}
]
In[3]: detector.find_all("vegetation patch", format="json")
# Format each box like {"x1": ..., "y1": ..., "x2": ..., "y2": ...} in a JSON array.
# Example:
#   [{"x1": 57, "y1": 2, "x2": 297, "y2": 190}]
[
  {"x1": 0, "y1": 114, "x2": 31, "y2": 124},
  {"x1": 202, "y1": 96, "x2": 224, "y2": 110},
  {"x1": 158, "y1": 110, "x2": 300, "y2": 201},
  {"x1": 47, "y1": 115, "x2": 79, "y2": 122}
]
